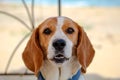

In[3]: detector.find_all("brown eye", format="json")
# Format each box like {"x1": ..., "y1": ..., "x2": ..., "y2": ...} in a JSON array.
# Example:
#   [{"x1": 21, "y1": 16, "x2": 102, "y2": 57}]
[
  {"x1": 66, "y1": 27, "x2": 74, "y2": 34},
  {"x1": 43, "y1": 28, "x2": 52, "y2": 35}
]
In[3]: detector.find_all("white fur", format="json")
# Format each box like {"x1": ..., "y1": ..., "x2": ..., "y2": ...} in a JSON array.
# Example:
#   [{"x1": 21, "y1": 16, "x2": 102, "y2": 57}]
[{"x1": 40, "y1": 56, "x2": 84, "y2": 80}]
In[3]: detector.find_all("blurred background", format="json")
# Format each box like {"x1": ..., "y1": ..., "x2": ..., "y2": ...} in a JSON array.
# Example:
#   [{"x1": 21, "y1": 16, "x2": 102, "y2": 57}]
[{"x1": 0, "y1": 0, "x2": 120, "y2": 80}]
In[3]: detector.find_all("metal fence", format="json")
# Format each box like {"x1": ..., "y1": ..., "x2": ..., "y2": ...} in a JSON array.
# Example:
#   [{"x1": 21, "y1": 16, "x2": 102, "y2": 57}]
[{"x1": 0, "y1": 0, "x2": 61, "y2": 75}]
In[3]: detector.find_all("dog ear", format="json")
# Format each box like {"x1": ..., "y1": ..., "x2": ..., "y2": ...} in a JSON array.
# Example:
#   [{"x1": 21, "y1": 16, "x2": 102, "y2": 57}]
[
  {"x1": 22, "y1": 28, "x2": 43, "y2": 76},
  {"x1": 77, "y1": 25, "x2": 95, "y2": 73}
]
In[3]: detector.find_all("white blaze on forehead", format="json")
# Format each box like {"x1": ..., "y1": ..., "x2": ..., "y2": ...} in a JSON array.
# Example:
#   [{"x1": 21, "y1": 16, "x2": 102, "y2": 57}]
[
  {"x1": 57, "y1": 17, "x2": 64, "y2": 29},
  {"x1": 53, "y1": 17, "x2": 66, "y2": 39}
]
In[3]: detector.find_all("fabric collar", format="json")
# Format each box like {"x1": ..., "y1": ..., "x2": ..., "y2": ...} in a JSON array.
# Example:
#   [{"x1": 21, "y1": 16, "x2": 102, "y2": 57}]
[{"x1": 38, "y1": 70, "x2": 81, "y2": 80}]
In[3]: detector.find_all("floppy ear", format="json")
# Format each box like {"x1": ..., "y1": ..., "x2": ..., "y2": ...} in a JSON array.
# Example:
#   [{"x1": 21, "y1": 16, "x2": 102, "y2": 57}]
[
  {"x1": 77, "y1": 26, "x2": 95, "y2": 73},
  {"x1": 22, "y1": 28, "x2": 43, "y2": 76}
]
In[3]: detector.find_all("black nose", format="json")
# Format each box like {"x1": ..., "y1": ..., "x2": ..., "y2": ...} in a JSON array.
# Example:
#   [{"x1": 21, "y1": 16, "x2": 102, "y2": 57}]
[{"x1": 53, "y1": 39, "x2": 66, "y2": 51}]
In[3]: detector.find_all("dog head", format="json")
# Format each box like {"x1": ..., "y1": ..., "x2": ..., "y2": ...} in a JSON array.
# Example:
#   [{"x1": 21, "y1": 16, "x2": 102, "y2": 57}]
[{"x1": 22, "y1": 16, "x2": 95, "y2": 76}]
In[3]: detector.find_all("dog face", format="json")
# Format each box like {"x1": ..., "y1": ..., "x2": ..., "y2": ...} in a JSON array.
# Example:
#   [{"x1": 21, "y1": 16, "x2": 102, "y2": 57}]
[
  {"x1": 22, "y1": 16, "x2": 95, "y2": 75},
  {"x1": 39, "y1": 17, "x2": 79, "y2": 65}
]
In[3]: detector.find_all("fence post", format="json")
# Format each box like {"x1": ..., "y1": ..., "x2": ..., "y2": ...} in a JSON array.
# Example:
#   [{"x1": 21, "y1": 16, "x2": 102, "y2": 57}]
[{"x1": 58, "y1": 0, "x2": 61, "y2": 16}]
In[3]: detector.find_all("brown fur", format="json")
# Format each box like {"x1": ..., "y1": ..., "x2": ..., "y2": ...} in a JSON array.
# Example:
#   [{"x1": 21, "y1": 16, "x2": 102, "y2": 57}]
[{"x1": 77, "y1": 25, "x2": 95, "y2": 73}]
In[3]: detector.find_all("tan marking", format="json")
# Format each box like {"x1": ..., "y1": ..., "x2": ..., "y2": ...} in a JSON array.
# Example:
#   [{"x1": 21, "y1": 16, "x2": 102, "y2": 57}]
[
  {"x1": 62, "y1": 17, "x2": 79, "y2": 46},
  {"x1": 38, "y1": 17, "x2": 57, "y2": 55}
]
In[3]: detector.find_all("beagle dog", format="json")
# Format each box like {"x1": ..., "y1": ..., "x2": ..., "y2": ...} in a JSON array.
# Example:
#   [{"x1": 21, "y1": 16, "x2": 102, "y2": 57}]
[{"x1": 22, "y1": 16, "x2": 95, "y2": 80}]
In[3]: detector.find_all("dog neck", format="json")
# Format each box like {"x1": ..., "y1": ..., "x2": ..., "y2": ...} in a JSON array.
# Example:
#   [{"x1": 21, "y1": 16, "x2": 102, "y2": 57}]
[{"x1": 40, "y1": 56, "x2": 81, "y2": 80}]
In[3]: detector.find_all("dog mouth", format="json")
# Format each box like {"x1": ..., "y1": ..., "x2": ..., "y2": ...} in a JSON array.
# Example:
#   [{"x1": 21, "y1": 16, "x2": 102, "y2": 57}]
[{"x1": 51, "y1": 54, "x2": 69, "y2": 63}]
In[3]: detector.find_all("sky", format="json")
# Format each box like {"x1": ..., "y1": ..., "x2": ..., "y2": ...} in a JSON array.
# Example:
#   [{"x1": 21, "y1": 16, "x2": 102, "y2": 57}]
[{"x1": 1, "y1": 0, "x2": 120, "y2": 7}]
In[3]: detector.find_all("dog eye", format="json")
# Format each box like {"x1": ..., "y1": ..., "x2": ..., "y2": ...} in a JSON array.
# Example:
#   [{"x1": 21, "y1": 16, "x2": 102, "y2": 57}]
[
  {"x1": 66, "y1": 27, "x2": 74, "y2": 34},
  {"x1": 43, "y1": 28, "x2": 52, "y2": 35}
]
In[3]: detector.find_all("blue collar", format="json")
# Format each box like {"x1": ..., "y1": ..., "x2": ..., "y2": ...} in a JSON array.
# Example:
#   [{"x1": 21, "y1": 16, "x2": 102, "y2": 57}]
[{"x1": 38, "y1": 70, "x2": 81, "y2": 80}]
